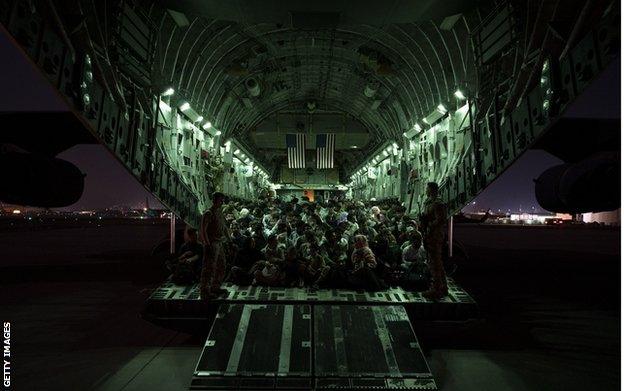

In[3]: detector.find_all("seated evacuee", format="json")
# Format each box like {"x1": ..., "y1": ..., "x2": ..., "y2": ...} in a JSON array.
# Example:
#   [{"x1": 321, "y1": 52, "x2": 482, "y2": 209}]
[
  {"x1": 196, "y1": 194, "x2": 441, "y2": 292},
  {"x1": 237, "y1": 207, "x2": 253, "y2": 227},
  {"x1": 230, "y1": 236, "x2": 263, "y2": 285},
  {"x1": 283, "y1": 246, "x2": 305, "y2": 287},
  {"x1": 401, "y1": 230, "x2": 427, "y2": 269},
  {"x1": 349, "y1": 235, "x2": 384, "y2": 291},
  {"x1": 304, "y1": 253, "x2": 331, "y2": 289},
  {"x1": 253, "y1": 234, "x2": 284, "y2": 286},
  {"x1": 167, "y1": 226, "x2": 203, "y2": 284}
]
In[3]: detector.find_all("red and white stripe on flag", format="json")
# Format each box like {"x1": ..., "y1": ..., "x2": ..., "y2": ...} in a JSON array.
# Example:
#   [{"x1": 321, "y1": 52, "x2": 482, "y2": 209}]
[
  {"x1": 286, "y1": 133, "x2": 306, "y2": 169},
  {"x1": 316, "y1": 133, "x2": 335, "y2": 169}
]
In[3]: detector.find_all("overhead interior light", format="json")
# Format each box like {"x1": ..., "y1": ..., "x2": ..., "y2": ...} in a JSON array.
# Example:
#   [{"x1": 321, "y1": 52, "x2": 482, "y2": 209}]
[
  {"x1": 454, "y1": 89, "x2": 466, "y2": 100},
  {"x1": 392, "y1": 142, "x2": 399, "y2": 149},
  {"x1": 162, "y1": 87, "x2": 175, "y2": 96},
  {"x1": 424, "y1": 104, "x2": 448, "y2": 125},
  {"x1": 457, "y1": 103, "x2": 469, "y2": 114},
  {"x1": 234, "y1": 149, "x2": 240, "y2": 155},
  {"x1": 351, "y1": 145, "x2": 358, "y2": 149},
  {"x1": 542, "y1": 100, "x2": 550, "y2": 110},
  {"x1": 195, "y1": 116, "x2": 204, "y2": 123},
  {"x1": 179, "y1": 102, "x2": 190, "y2": 111},
  {"x1": 404, "y1": 122, "x2": 422, "y2": 139},
  {"x1": 158, "y1": 101, "x2": 171, "y2": 112},
  {"x1": 215, "y1": 130, "x2": 222, "y2": 136},
  {"x1": 202, "y1": 121, "x2": 212, "y2": 129}
]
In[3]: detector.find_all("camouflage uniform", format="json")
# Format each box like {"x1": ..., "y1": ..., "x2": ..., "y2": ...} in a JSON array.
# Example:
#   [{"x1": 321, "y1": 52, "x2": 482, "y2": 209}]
[
  {"x1": 420, "y1": 196, "x2": 448, "y2": 295},
  {"x1": 200, "y1": 204, "x2": 230, "y2": 298}
]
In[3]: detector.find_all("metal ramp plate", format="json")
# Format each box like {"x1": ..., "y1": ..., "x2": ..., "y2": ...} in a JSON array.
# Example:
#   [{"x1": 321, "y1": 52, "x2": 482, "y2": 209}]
[
  {"x1": 190, "y1": 304, "x2": 436, "y2": 390},
  {"x1": 313, "y1": 305, "x2": 436, "y2": 390},
  {"x1": 191, "y1": 304, "x2": 312, "y2": 390}
]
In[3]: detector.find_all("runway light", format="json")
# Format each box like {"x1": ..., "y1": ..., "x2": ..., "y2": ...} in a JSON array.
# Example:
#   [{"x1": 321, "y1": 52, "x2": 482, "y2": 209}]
[
  {"x1": 454, "y1": 89, "x2": 466, "y2": 100},
  {"x1": 202, "y1": 121, "x2": 212, "y2": 130},
  {"x1": 179, "y1": 102, "x2": 190, "y2": 111},
  {"x1": 162, "y1": 87, "x2": 175, "y2": 96},
  {"x1": 436, "y1": 104, "x2": 447, "y2": 114}
]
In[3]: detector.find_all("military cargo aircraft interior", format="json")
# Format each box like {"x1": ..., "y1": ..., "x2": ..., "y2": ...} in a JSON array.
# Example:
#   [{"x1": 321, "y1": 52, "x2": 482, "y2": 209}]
[{"x1": 0, "y1": 0, "x2": 620, "y2": 390}]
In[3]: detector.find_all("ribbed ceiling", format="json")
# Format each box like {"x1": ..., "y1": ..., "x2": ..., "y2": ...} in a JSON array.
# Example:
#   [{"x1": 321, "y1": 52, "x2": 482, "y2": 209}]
[{"x1": 148, "y1": 0, "x2": 486, "y2": 169}]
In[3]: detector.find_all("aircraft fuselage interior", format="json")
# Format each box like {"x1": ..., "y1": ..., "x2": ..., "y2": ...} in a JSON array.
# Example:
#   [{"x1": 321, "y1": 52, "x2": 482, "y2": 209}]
[
  {"x1": 0, "y1": 0, "x2": 619, "y2": 219},
  {"x1": 0, "y1": 1, "x2": 620, "y2": 390}
]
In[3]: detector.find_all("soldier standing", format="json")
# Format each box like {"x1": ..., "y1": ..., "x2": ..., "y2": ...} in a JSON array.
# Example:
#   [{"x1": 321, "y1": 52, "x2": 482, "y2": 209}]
[
  {"x1": 419, "y1": 182, "x2": 448, "y2": 300},
  {"x1": 200, "y1": 192, "x2": 230, "y2": 300}
]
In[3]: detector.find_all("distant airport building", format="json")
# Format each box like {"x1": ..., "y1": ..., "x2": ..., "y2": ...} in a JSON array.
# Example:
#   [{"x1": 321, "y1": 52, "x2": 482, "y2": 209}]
[
  {"x1": 508, "y1": 213, "x2": 573, "y2": 224},
  {"x1": 581, "y1": 209, "x2": 621, "y2": 226}
]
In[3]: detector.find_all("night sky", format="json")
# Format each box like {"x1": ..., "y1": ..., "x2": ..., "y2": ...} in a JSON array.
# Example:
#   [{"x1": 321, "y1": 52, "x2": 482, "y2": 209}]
[
  {"x1": 58, "y1": 145, "x2": 164, "y2": 210},
  {"x1": 0, "y1": 30, "x2": 619, "y2": 212}
]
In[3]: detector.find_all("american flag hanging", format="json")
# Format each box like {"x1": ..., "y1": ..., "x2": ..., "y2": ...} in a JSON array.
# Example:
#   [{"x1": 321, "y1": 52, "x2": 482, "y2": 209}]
[
  {"x1": 316, "y1": 133, "x2": 335, "y2": 169},
  {"x1": 286, "y1": 133, "x2": 306, "y2": 169}
]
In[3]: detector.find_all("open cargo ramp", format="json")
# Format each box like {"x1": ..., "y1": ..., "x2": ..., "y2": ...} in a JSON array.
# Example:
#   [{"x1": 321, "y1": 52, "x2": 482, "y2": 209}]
[{"x1": 190, "y1": 304, "x2": 436, "y2": 390}]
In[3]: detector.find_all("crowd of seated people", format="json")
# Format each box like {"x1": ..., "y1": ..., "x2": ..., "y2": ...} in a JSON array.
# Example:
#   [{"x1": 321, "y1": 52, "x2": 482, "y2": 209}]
[{"x1": 170, "y1": 196, "x2": 435, "y2": 292}]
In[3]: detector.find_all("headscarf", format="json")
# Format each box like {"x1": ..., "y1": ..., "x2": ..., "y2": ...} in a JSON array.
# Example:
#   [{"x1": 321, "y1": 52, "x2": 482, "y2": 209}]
[
  {"x1": 352, "y1": 235, "x2": 376, "y2": 270},
  {"x1": 354, "y1": 234, "x2": 369, "y2": 249}
]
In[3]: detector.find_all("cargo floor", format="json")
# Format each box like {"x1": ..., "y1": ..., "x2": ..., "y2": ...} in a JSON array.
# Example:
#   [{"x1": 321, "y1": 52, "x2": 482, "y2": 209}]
[{"x1": 145, "y1": 279, "x2": 478, "y2": 325}]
